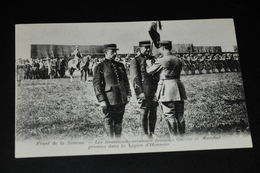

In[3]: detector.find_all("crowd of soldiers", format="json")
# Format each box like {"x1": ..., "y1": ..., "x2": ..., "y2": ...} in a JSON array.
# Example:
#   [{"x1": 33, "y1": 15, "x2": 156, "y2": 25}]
[
  {"x1": 109, "y1": 52, "x2": 241, "y2": 76},
  {"x1": 177, "y1": 52, "x2": 240, "y2": 75},
  {"x1": 17, "y1": 57, "x2": 67, "y2": 80},
  {"x1": 17, "y1": 52, "x2": 240, "y2": 83}
]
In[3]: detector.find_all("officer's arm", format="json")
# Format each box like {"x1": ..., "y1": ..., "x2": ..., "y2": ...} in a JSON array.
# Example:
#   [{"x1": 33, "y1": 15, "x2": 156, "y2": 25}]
[
  {"x1": 93, "y1": 64, "x2": 106, "y2": 102},
  {"x1": 130, "y1": 59, "x2": 144, "y2": 96},
  {"x1": 121, "y1": 64, "x2": 131, "y2": 97},
  {"x1": 146, "y1": 59, "x2": 163, "y2": 75}
]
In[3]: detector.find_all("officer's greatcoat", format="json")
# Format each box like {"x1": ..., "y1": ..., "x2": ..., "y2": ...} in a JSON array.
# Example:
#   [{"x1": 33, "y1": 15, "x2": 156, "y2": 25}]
[
  {"x1": 93, "y1": 59, "x2": 130, "y2": 105},
  {"x1": 130, "y1": 54, "x2": 158, "y2": 101}
]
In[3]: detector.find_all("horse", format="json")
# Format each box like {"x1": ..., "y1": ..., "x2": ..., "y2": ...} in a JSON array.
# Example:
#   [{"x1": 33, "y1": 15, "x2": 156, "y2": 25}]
[
  {"x1": 67, "y1": 48, "x2": 82, "y2": 82},
  {"x1": 79, "y1": 55, "x2": 91, "y2": 82}
]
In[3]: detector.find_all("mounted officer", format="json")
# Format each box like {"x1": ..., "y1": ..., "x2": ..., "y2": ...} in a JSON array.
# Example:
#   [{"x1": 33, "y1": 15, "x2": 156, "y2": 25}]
[
  {"x1": 93, "y1": 44, "x2": 131, "y2": 139},
  {"x1": 130, "y1": 40, "x2": 159, "y2": 139}
]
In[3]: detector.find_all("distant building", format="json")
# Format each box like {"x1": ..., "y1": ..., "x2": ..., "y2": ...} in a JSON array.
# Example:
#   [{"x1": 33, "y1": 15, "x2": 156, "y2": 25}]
[
  {"x1": 171, "y1": 44, "x2": 194, "y2": 53},
  {"x1": 134, "y1": 43, "x2": 223, "y2": 55},
  {"x1": 134, "y1": 43, "x2": 193, "y2": 54},
  {"x1": 233, "y1": 45, "x2": 238, "y2": 52},
  {"x1": 31, "y1": 44, "x2": 104, "y2": 59},
  {"x1": 193, "y1": 46, "x2": 222, "y2": 53}
]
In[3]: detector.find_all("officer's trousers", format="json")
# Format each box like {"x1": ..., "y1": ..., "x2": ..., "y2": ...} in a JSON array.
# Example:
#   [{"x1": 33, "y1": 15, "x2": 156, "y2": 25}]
[
  {"x1": 140, "y1": 100, "x2": 157, "y2": 137},
  {"x1": 102, "y1": 104, "x2": 125, "y2": 139},
  {"x1": 159, "y1": 101, "x2": 185, "y2": 136}
]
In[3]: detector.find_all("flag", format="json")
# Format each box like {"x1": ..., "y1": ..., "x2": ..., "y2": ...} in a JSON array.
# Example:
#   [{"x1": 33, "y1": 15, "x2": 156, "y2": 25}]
[{"x1": 148, "y1": 21, "x2": 161, "y2": 48}]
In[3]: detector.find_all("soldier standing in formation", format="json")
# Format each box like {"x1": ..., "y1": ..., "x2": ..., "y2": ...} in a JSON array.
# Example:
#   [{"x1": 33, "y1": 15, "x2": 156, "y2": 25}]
[
  {"x1": 197, "y1": 53, "x2": 204, "y2": 74},
  {"x1": 190, "y1": 54, "x2": 197, "y2": 75},
  {"x1": 17, "y1": 58, "x2": 25, "y2": 86},
  {"x1": 146, "y1": 41, "x2": 187, "y2": 137},
  {"x1": 93, "y1": 44, "x2": 131, "y2": 139},
  {"x1": 130, "y1": 40, "x2": 159, "y2": 139}
]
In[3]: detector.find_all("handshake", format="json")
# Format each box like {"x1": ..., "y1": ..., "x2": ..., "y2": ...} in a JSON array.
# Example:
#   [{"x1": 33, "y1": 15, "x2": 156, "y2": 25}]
[{"x1": 146, "y1": 59, "x2": 155, "y2": 67}]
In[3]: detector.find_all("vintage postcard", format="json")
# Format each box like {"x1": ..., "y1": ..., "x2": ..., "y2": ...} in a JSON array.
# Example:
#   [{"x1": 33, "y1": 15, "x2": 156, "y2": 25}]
[{"x1": 15, "y1": 19, "x2": 252, "y2": 158}]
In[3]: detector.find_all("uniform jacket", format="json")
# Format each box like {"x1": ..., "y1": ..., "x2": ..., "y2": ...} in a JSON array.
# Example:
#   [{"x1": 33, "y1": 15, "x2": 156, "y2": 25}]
[
  {"x1": 93, "y1": 59, "x2": 131, "y2": 106},
  {"x1": 130, "y1": 54, "x2": 158, "y2": 100},
  {"x1": 146, "y1": 52, "x2": 187, "y2": 102}
]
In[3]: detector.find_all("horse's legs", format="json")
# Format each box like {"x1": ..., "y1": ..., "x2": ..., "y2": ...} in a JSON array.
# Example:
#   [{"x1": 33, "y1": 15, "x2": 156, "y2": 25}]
[
  {"x1": 80, "y1": 70, "x2": 83, "y2": 81},
  {"x1": 84, "y1": 69, "x2": 87, "y2": 81},
  {"x1": 86, "y1": 69, "x2": 90, "y2": 82},
  {"x1": 69, "y1": 68, "x2": 74, "y2": 82}
]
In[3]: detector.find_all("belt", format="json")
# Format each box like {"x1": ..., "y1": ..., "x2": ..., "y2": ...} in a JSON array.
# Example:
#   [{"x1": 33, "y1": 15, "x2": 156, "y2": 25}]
[{"x1": 161, "y1": 76, "x2": 180, "y2": 80}]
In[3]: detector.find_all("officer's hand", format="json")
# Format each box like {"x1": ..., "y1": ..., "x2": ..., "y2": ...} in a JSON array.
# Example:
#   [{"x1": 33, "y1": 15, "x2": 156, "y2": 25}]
[
  {"x1": 138, "y1": 93, "x2": 146, "y2": 100},
  {"x1": 127, "y1": 96, "x2": 131, "y2": 104},
  {"x1": 159, "y1": 115, "x2": 163, "y2": 122},
  {"x1": 146, "y1": 59, "x2": 152, "y2": 66},
  {"x1": 100, "y1": 101, "x2": 107, "y2": 109}
]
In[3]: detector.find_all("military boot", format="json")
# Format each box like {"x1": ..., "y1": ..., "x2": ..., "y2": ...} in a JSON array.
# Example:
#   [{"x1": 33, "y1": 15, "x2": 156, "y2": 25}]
[
  {"x1": 115, "y1": 124, "x2": 122, "y2": 139},
  {"x1": 167, "y1": 120, "x2": 178, "y2": 136},
  {"x1": 178, "y1": 121, "x2": 186, "y2": 135},
  {"x1": 104, "y1": 123, "x2": 115, "y2": 139},
  {"x1": 141, "y1": 110, "x2": 149, "y2": 136}
]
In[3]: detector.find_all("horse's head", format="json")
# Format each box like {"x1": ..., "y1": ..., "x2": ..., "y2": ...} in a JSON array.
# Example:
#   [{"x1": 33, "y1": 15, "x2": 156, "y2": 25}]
[{"x1": 71, "y1": 47, "x2": 81, "y2": 58}]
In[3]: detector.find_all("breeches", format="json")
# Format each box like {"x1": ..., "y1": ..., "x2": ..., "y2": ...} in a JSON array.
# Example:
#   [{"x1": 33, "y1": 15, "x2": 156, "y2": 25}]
[
  {"x1": 102, "y1": 104, "x2": 126, "y2": 138},
  {"x1": 140, "y1": 100, "x2": 157, "y2": 135},
  {"x1": 159, "y1": 101, "x2": 184, "y2": 123}
]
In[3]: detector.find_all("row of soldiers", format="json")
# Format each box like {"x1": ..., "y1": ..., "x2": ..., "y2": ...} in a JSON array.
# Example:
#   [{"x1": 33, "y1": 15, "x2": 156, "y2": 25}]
[
  {"x1": 177, "y1": 53, "x2": 240, "y2": 75},
  {"x1": 18, "y1": 52, "x2": 240, "y2": 81},
  {"x1": 108, "y1": 52, "x2": 241, "y2": 75}
]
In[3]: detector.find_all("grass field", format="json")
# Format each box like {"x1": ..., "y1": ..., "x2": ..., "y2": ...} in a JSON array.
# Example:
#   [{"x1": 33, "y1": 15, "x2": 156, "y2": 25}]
[{"x1": 15, "y1": 71, "x2": 250, "y2": 141}]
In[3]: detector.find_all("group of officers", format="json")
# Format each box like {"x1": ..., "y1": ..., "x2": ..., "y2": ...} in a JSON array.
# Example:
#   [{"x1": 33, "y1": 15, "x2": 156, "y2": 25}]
[{"x1": 93, "y1": 40, "x2": 187, "y2": 139}]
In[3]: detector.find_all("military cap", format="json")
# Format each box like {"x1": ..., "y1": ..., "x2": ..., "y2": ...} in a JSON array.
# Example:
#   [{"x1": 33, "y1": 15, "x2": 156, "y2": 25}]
[
  {"x1": 135, "y1": 47, "x2": 141, "y2": 52},
  {"x1": 159, "y1": 40, "x2": 172, "y2": 48},
  {"x1": 104, "y1": 43, "x2": 119, "y2": 50},
  {"x1": 139, "y1": 40, "x2": 151, "y2": 47}
]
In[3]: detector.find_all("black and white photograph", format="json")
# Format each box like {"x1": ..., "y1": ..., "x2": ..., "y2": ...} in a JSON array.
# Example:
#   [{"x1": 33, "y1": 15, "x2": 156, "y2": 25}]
[{"x1": 15, "y1": 19, "x2": 252, "y2": 158}]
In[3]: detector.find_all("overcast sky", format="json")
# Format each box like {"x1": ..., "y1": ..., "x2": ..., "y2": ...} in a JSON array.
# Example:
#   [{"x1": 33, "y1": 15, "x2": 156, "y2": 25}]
[{"x1": 16, "y1": 19, "x2": 237, "y2": 59}]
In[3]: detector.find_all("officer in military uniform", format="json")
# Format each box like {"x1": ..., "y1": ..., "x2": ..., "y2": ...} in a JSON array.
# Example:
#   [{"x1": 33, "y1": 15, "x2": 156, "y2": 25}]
[
  {"x1": 130, "y1": 40, "x2": 158, "y2": 138},
  {"x1": 93, "y1": 44, "x2": 131, "y2": 139},
  {"x1": 146, "y1": 41, "x2": 187, "y2": 137}
]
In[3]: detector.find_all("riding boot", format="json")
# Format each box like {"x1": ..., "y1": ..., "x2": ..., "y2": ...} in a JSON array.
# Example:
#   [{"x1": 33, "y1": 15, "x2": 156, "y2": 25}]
[
  {"x1": 178, "y1": 121, "x2": 186, "y2": 135},
  {"x1": 104, "y1": 123, "x2": 115, "y2": 139},
  {"x1": 148, "y1": 105, "x2": 157, "y2": 137},
  {"x1": 149, "y1": 121, "x2": 156, "y2": 138},
  {"x1": 167, "y1": 120, "x2": 178, "y2": 136},
  {"x1": 141, "y1": 110, "x2": 149, "y2": 136},
  {"x1": 107, "y1": 126, "x2": 115, "y2": 139},
  {"x1": 115, "y1": 124, "x2": 122, "y2": 139}
]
